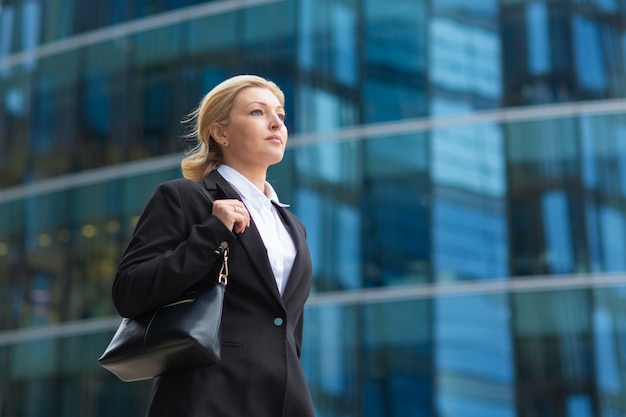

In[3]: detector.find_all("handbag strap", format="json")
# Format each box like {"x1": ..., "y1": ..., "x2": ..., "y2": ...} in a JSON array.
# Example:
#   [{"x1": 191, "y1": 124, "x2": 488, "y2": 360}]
[
  {"x1": 196, "y1": 181, "x2": 224, "y2": 252},
  {"x1": 196, "y1": 181, "x2": 229, "y2": 285},
  {"x1": 196, "y1": 181, "x2": 216, "y2": 204}
]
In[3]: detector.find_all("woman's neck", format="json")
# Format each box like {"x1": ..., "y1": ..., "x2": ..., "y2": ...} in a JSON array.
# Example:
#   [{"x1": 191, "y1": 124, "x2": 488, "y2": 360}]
[{"x1": 223, "y1": 162, "x2": 267, "y2": 193}]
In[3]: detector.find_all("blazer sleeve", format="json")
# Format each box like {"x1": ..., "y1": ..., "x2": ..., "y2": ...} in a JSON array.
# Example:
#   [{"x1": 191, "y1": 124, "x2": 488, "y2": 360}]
[{"x1": 112, "y1": 180, "x2": 236, "y2": 318}]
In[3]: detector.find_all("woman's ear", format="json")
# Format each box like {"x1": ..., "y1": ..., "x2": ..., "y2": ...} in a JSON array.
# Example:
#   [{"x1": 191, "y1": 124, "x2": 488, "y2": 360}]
[{"x1": 209, "y1": 122, "x2": 227, "y2": 145}]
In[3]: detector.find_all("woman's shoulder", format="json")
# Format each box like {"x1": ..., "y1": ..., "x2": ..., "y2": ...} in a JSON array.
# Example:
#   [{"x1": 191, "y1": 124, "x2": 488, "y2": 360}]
[
  {"x1": 157, "y1": 178, "x2": 200, "y2": 191},
  {"x1": 149, "y1": 178, "x2": 210, "y2": 205},
  {"x1": 144, "y1": 178, "x2": 215, "y2": 218},
  {"x1": 156, "y1": 170, "x2": 221, "y2": 192}
]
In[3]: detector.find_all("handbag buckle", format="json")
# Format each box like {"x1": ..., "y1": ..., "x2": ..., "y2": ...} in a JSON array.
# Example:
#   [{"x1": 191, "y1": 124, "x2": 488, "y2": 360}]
[{"x1": 218, "y1": 248, "x2": 229, "y2": 285}]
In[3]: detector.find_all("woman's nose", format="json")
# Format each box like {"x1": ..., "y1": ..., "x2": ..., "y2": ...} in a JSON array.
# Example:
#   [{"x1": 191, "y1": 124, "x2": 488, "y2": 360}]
[{"x1": 270, "y1": 114, "x2": 283, "y2": 129}]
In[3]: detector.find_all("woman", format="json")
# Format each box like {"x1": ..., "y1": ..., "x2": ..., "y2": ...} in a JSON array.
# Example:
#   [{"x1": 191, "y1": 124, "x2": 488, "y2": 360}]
[{"x1": 112, "y1": 75, "x2": 316, "y2": 417}]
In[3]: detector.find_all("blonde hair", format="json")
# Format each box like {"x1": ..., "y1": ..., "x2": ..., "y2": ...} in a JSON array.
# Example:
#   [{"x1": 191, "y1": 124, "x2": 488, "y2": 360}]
[{"x1": 181, "y1": 75, "x2": 285, "y2": 181}]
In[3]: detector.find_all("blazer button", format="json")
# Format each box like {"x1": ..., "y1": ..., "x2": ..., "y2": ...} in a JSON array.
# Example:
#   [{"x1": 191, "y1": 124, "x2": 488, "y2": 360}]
[{"x1": 273, "y1": 317, "x2": 284, "y2": 327}]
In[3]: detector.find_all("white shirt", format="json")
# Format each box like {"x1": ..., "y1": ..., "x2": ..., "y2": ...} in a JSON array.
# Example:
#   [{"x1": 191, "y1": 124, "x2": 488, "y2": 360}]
[{"x1": 217, "y1": 165, "x2": 296, "y2": 295}]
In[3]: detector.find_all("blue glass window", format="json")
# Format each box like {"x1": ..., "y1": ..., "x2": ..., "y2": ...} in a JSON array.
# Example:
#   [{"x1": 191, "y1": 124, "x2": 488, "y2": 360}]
[
  {"x1": 526, "y1": 2, "x2": 551, "y2": 74},
  {"x1": 574, "y1": 16, "x2": 607, "y2": 91},
  {"x1": 541, "y1": 192, "x2": 574, "y2": 274}
]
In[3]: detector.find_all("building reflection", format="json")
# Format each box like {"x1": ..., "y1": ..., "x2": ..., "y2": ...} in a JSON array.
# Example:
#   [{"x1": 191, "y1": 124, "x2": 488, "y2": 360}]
[{"x1": 3, "y1": 0, "x2": 626, "y2": 416}]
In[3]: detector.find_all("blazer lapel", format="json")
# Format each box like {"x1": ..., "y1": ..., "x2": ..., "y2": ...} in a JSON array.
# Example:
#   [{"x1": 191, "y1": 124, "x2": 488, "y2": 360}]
[
  {"x1": 202, "y1": 171, "x2": 282, "y2": 302},
  {"x1": 274, "y1": 203, "x2": 309, "y2": 303}
]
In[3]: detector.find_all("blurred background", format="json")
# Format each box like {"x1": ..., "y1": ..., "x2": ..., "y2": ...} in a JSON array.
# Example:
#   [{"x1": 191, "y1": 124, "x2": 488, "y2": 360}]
[{"x1": 2, "y1": 0, "x2": 626, "y2": 416}]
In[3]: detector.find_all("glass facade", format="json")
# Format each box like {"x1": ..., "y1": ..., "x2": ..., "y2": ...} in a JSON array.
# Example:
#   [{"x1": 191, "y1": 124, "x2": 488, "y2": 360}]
[{"x1": 3, "y1": 0, "x2": 626, "y2": 416}]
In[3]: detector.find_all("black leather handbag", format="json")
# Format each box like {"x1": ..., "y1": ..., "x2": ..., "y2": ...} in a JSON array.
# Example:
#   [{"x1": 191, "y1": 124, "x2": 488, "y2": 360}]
[{"x1": 98, "y1": 247, "x2": 229, "y2": 382}]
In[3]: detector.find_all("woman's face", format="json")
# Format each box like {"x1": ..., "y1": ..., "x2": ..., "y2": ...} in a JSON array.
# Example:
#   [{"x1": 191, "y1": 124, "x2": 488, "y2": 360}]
[{"x1": 219, "y1": 87, "x2": 287, "y2": 171}]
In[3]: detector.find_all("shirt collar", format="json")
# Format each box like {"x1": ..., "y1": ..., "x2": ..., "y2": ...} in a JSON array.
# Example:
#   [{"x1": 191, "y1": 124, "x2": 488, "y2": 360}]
[{"x1": 217, "y1": 165, "x2": 290, "y2": 208}]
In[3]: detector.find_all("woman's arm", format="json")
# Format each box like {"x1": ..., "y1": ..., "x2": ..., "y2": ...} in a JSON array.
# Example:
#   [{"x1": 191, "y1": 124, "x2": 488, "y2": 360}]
[{"x1": 112, "y1": 180, "x2": 235, "y2": 318}]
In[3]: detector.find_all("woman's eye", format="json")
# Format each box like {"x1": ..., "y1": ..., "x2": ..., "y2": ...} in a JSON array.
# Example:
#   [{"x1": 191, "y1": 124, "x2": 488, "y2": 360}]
[
  {"x1": 251, "y1": 109, "x2": 263, "y2": 116},
  {"x1": 278, "y1": 113, "x2": 286, "y2": 121}
]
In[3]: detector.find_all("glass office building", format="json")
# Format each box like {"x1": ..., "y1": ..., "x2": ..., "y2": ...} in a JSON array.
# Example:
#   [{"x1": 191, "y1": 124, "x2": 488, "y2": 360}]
[{"x1": 3, "y1": 0, "x2": 626, "y2": 415}]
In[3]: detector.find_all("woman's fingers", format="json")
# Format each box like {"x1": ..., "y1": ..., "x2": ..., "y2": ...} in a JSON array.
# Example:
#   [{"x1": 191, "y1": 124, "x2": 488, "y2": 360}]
[{"x1": 212, "y1": 200, "x2": 250, "y2": 233}]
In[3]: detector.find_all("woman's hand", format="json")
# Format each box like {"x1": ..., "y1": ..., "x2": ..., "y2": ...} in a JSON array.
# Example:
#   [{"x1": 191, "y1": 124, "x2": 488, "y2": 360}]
[{"x1": 212, "y1": 199, "x2": 250, "y2": 233}]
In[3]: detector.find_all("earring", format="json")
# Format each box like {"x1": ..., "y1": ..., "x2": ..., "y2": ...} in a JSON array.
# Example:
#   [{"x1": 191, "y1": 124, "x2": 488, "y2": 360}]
[{"x1": 223, "y1": 142, "x2": 228, "y2": 146}]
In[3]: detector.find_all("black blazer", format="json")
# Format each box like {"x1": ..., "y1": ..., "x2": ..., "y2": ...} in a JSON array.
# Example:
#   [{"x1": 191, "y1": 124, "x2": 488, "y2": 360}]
[{"x1": 112, "y1": 170, "x2": 315, "y2": 417}]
